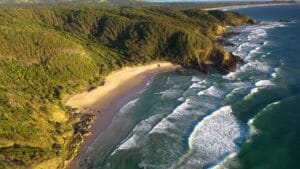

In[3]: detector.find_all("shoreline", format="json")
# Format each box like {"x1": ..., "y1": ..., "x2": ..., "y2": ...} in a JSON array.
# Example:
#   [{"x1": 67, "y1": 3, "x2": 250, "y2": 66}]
[
  {"x1": 62, "y1": 3, "x2": 273, "y2": 168},
  {"x1": 65, "y1": 62, "x2": 180, "y2": 169},
  {"x1": 204, "y1": 2, "x2": 292, "y2": 11}
]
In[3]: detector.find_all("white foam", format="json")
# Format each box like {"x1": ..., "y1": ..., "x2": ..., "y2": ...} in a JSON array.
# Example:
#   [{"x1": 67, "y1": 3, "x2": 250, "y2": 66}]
[
  {"x1": 186, "y1": 106, "x2": 247, "y2": 167},
  {"x1": 191, "y1": 76, "x2": 202, "y2": 82},
  {"x1": 177, "y1": 97, "x2": 185, "y2": 102},
  {"x1": 246, "y1": 80, "x2": 274, "y2": 98},
  {"x1": 272, "y1": 101, "x2": 280, "y2": 105},
  {"x1": 249, "y1": 87, "x2": 259, "y2": 95},
  {"x1": 240, "y1": 60, "x2": 271, "y2": 73},
  {"x1": 149, "y1": 97, "x2": 212, "y2": 135},
  {"x1": 264, "y1": 41, "x2": 269, "y2": 45},
  {"x1": 263, "y1": 100, "x2": 281, "y2": 111},
  {"x1": 271, "y1": 67, "x2": 281, "y2": 78},
  {"x1": 255, "y1": 80, "x2": 274, "y2": 87},
  {"x1": 223, "y1": 21, "x2": 283, "y2": 82},
  {"x1": 197, "y1": 86, "x2": 225, "y2": 98},
  {"x1": 161, "y1": 89, "x2": 182, "y2": 100},
  {"x1": 149, "y1": 99, "x2": 191, "y2": 135},
  {"x1": 223, "y1": 60, "x2": 271, "y2": 80},
  {"x1": 116, "y1": 135, "x2": 138, "y2": 151},
  {"x1": 279, "y1": 24, "x2": 286, "y2": 27},
  {"x1": 243, "y1": 27, "x2": 267, "y2": 43},
  {"x1": 249, "y1": 46, "x2": 261, "y2": 55},
  {"x1": 233, "y1": 42, "x2": 256, "y2": 58},
  {"x1": 189, "y1": 83, "x2": 204, "y2": 89},
  {"x1": 247, "y1": 117, "x2": 259, "y2": 136},
  {"x1": 246, "y1": 101, "x2": 281, "y2": 143},
  {"x1": 246, "y1": 100, "x2": 281, "y2": 139},
  {"x1": 224, "y1": 82, "x2": 251, "y2": 99},
  {"x1": 114, "y1": 98, "x2": 140, "y2": 117},
  {"x1": 138, "y1": 80, "x2": 152, "y2": 94},
  {"x1": 189, "y1": 80, "x2": 208, "y2": 89},
  {"x1": 209, "y1": 152, "x2": 238, "y2": 169},
  {"x1": 86, "y1": 98, "x2": 140, "y2": 154},
  {"x1": 223, "y1": 71, "x2": 238, "y2": 80},
  {"x1": 225, "y1": 87, "x2": 246, "y2": 100},
  {"x1": 156, "y1": 87, "x2": 183, "y2": 100},
  {"x1": 229, "y1": 21, "x2": 282, "y2": 60},
  {"x1": 112, "y1": 114, "x2": 163, "y2": 155},
  {"x1": 200, "y1": 21, "x2": 283, "y2": 168}
]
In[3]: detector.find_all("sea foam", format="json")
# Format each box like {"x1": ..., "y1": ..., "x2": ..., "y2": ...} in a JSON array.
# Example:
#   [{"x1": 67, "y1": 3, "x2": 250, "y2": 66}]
[
  {"x1": 112, "y1": 114, "x2": 163, "y2": 155},
  {"x1": 197, "y1": 86, "x2": 225, "y2": 99},
  {"x1": 185, "y1": 106, "x2": 248, "y2": 168},
  {"x1": 149, "y1": 99, "x2": 191, "y2": 135},
  {"x1": 244, "y1": 79, "x2": 274, "y2": 99},
  {"x1": 255, "y1": 80, "x2": 274, "y2": 87}
]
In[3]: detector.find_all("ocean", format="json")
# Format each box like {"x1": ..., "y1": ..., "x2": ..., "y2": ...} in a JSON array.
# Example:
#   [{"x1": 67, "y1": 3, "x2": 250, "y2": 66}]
[{"x1": 83, "y1": 4, "x2": 300, "y2": 169}]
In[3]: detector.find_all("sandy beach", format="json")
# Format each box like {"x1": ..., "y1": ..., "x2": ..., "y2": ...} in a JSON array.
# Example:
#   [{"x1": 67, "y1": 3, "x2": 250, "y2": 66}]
[
  {"x1": 65, "y1": 61, "x2": 180, "y2": 169},
  {"x1": 66, "y1": 62, "x2": 179, "y2": 112}
]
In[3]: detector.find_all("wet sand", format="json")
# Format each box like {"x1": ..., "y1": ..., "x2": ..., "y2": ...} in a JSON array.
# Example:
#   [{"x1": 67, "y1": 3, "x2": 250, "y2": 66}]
[{"x1": 65, "y1": 62, "x2": 180, "y2": 169}]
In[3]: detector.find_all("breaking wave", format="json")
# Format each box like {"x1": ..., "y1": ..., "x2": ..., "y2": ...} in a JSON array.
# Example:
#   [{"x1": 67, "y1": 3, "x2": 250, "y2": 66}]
[
  {"x1": 198, "y1": 86, "x2": 226, "y2": 99},
  {"x1": 149, "y1": 99, "x2": 193, "y2": 135},
  {"x1": 178, "y1": 106, "x2": 248, "y2": 168},
  {"x1": 88, "y1": 20, "x2": 285, "y2": 169}
]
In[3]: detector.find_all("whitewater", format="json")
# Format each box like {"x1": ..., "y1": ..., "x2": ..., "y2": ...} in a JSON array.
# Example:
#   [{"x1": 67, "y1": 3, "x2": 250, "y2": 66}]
[{"x1": 80, "y1": 4, "x2": 300, "y2": 169}]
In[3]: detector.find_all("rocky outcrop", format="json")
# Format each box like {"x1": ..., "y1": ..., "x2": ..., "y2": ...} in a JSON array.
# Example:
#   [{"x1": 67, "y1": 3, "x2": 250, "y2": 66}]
[
  {"x1": 218, "y1": 52, "x2": 244, "y2": 74},
  {"x1": 0, "y1": 5, "x2": 254, "y2": 169}
]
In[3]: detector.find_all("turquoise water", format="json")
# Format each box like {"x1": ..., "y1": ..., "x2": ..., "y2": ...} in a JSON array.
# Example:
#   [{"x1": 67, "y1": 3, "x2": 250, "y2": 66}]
[{"x1": 83, "y1": 4, "x2": 300, "y2": 169}]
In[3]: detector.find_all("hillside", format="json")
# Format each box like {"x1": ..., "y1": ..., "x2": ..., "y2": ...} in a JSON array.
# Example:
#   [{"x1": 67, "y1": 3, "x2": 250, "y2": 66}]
[
  {"x1": 0, "y1": 0, "x2": 142, "y2": 4},
  {"x1": 0, "y1": 4, "x2": 254, "y2": 169}
]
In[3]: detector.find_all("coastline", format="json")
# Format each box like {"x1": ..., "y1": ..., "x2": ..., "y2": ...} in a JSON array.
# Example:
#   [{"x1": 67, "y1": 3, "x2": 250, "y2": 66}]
[
  {"x1": 63, "y1": 12, "x2": 251, "y2": 167},
  {"x1": 1, "y1": 3, "x2": 296, "y2": 169},
  {"x1": 65, "y1": 62, "x2": 180, "y2": 169},
  {"x1": 204, "y1": 2, "x2": 291, "y2": 11}
]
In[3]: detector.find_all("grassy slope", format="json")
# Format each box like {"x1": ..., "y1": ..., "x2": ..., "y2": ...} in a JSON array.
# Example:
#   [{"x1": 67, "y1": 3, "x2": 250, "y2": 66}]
[{"x1": 0, "y1": 4, "x2": 252, "y2": 169}]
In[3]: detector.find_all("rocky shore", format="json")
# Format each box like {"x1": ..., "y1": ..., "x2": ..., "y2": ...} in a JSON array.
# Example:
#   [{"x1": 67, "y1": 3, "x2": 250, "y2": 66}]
[
  {"x1": 64, "y1": 20, "x2": 260, "y2": 168},
  {"x1": 63, "y1": 112, "x2": 95, "y2": 168}
]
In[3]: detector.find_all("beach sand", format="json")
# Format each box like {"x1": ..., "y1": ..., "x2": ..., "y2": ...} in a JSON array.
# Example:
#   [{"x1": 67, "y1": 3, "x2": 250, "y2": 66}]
[{"x1": 65, "y1": 61, "x2": 180, "y2": 169}]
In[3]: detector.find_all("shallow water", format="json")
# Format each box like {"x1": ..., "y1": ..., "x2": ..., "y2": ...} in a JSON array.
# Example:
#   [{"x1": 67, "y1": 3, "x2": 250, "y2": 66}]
[{"x1": 84, "y1": 4, "x2": 300, "y2": 169}]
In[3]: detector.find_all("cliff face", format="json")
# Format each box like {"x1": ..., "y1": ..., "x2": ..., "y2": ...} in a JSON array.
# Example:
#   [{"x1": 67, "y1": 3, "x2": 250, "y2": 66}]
[{"x1": 0, "y1": 5, "x2": 253, "y2": 169}]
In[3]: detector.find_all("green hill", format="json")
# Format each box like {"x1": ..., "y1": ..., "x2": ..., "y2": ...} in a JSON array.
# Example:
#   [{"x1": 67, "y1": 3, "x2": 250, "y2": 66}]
[
  {"x1": 0, "y1": 0, "x2": 141, "y2": 4},
  {"x1": 0, "y1": 4, "x2": 253, "y2": 169}
]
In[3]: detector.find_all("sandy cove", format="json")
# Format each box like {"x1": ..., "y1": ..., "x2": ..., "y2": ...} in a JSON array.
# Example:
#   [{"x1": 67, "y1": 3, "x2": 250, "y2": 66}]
[{"x1": 65, "y1": 61, "x2": 180, "y2": 169}]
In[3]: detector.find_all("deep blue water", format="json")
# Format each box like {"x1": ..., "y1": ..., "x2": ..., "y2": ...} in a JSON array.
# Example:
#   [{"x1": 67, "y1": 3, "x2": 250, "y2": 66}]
[
  {"x1": 227, "y1": 4, "x2": 300, "y2": 169},
  {"x1": 80, "y1": 4, "x2": 300, "y2": 169}
]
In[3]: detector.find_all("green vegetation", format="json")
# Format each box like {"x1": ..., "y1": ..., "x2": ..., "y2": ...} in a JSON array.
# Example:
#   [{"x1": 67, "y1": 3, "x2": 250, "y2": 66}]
[{"x1": 0, "y1": 4, "x2": 253, "y2": 169}]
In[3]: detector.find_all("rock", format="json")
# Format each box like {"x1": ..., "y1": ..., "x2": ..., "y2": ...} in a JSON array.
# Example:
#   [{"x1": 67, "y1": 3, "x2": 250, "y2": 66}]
[
  {"x1": 81, "y1": 114, "x2": 95, "y2": 122},
  {"x1": 223, "y1": 31, "x2": 241, "y2": 38},
  {"x1": 218, "y1": 38, "x2": 236, "y2": 47},
  {"x1": 73, "y1": 114, "x2": 95, "y2": 135},
  {"x1": 80, "y1": 129, "x2": 92, "y2": 137},
  {"x1": 248, "y1": 19, "x2": 260, "y2": 25},
  {"x1": 218, "y1": 53, "x2": 244, "y2": 75}
]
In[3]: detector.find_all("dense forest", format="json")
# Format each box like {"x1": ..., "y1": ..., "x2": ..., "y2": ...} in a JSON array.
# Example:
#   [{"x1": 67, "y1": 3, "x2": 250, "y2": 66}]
[{"x1": 0, "y1": 3, "x2": 254, "y2": 169}]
